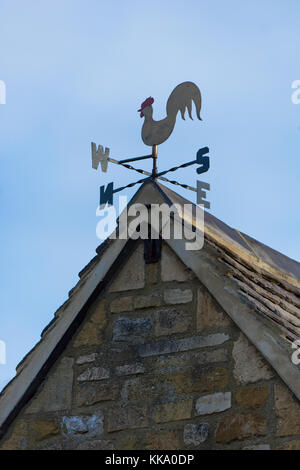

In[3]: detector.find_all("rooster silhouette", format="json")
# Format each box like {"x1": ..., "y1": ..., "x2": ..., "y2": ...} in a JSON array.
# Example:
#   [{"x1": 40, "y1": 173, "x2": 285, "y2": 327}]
[{"x1": 138, "y1": 81, "x2": 202, "y2": 147}]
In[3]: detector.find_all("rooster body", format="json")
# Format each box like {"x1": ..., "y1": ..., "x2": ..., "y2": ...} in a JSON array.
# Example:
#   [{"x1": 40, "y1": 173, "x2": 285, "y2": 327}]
[{"x1": 139, "y1": 81, "x2": 202, "y2": 146}]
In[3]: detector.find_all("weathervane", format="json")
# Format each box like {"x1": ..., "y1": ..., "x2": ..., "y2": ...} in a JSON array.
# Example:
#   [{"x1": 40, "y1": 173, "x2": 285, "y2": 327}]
[{"x1": 92, "y1": 81, "x2": 210, "y2": 208}]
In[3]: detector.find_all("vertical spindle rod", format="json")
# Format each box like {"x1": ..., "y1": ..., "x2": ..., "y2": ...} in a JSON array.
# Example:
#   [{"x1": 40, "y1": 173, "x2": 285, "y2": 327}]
[{"x1": 152, "y1": 145, "x2": 158, "y2": 177}]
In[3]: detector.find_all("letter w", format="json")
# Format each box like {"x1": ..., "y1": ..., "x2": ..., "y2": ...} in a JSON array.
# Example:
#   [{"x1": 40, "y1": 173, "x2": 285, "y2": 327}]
[{"x1": 91, "y1": 142, "x2": 110, "y2": 172}]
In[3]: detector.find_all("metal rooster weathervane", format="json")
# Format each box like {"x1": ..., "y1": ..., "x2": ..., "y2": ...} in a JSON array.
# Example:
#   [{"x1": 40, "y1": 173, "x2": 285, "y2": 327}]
[{"x1": 92, "y1": 81, "x2": 211, "y2": 209}]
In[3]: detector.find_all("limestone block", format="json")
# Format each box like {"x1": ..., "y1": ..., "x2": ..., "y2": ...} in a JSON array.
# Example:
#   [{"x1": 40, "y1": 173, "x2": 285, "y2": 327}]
[
  {"x1": 232, "y1": 333, "x2": 274, "y2": 385},
  {"x1": 183, "y1": 423, "x2": 209, "y2": 446},
  {"x1": 167, "y1": 367, "x2": 228, "y2": 394},
  {"x1": 147, "y1": 262, "x2": 159, "y2": 284},
  {"x1": 152, "y1": 400, "x2": 193, "y2": 423},
  {"x1": 25, "y1": 357, "x2": 74, "y2": 413},
  {"x1": 195, "y1": 348, "x2": 228, "y2": 364},
  {"x1": 276, "y1": 440, "x2": 300, "y2": 450},
  {"x1": 110, "y1": 296, "x2": 133, "y2": 313},
  {"x1": 197, "y1": 288, "x2": 231, "y2": 330},
  {"x1": 161, "y1": 244, "x2": 193, "y2": 282},
  {"x1": 120, "y1": 376, "x2": 173, "y2": 402},
  {"x1": 109, "y1": 248, "x2": 145, "y2": 292},
  {"x1": 275, "y1": 383, "x2": 300, "y2": 437},
  {"x1": 153, "y1": 353, "x2": 190, "y2": 372},
  {"x1": 0, "y1": 420, "x2": 27, "y2": 450},
  {"x1": 76, "y1": 353, "x2": 98, "y2": 365},
  {"x1": 154, "y1": 308, "x2": 192, "y2": 336},
  {"x1": 73, "y1": 321, "x2": 100, "y2": 348},
  {"x1": 216, "y1": 413, "x2": 267, "y2": 444},
  {"x1": 117, "y1": 433, "x2": 141, "y2": 450},
  {"x1": 76, "y1": 439, "x2": 114, "y2": 450},
  {"x1": 134, "y1": 292, "x2": 161, "y2": 309},
  {"x1": 243, "y1": 444, "x2": 270, "y2": 450},
  {"x1": 236, "y1": 386, "x2": 268, "y2": 410},
  {"x1": 164, "y1": 288, "x2": 193, "y2": 305},
  {"x1": 32, "y1": 420, "x2": 60, "y2": 441},
  {"x1": 61, "y1": 412, "x2": 104, "y2": 438},
  {"x1": 77, "y1": 366, "x2": 109, "y2": 382},
  {"x1": 195, "y1": 392, "x2": 231, "y2": 415},
  {"x1": 115, "y1": 363, "x2": 145, "y2": 376},
  {"x1": 107, "y1": 405, "x2": 148, "y2": 432},
  {"x1": 113, "y1": 316, "x2": 152, "y2": 342},
  {"x1": 73, "y1": 299, "x2": 106, "y2": 348},
  {"x1": 145, "y1": 429, "x2": 179, "y2": 450},
  {"x1": 139, "y1": 333, "x2": 229, "y2": 357},
  {"x1": 76, "y1": 382, "x2": 119, "y2": 406}
]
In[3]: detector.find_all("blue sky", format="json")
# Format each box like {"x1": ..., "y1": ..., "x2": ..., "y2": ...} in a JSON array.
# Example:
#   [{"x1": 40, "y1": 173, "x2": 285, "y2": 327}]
[{"x1": 1, "y1": 0, "x2": 300, "y2": 389}]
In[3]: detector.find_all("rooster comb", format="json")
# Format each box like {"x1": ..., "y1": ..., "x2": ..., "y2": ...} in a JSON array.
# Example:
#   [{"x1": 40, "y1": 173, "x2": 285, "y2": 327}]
[{"x1": 138, "y1": 97, "x2": 154, "y2": 112}]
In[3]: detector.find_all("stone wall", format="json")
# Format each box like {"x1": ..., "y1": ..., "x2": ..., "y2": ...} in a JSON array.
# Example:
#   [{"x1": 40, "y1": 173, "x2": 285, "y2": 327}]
[{"x1": 1, "y1": 242, "x2": 300, "y2": 450}]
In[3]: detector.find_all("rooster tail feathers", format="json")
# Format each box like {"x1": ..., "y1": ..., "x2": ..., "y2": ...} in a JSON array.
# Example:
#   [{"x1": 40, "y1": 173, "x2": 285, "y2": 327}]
[{"x1": 166, "y1": 81, "x2": 202, "y2": 122}]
